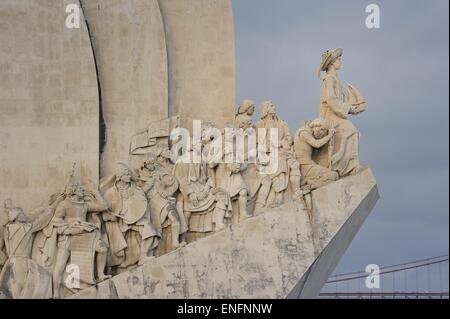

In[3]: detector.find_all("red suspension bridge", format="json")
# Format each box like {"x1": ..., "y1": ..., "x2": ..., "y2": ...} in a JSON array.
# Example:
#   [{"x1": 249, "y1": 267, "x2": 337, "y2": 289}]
[{"x1": 320, "y1": 255, "x2": 449, "y2": 299}]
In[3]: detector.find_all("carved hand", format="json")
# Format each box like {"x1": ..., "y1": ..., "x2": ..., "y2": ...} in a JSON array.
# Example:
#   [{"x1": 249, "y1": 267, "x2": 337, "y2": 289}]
[
  {"x1": 189, "y1": 193, "x2": 199, "y2": 207},
  {"x1": 329, "y1": 128, "x2": 336, "y2": 136},
  {"x1": 103, "y1": 212, "x2": 117, "y2": 222}
]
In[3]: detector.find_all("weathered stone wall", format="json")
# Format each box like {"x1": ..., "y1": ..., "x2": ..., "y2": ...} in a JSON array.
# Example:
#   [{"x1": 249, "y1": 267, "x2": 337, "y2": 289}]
[
  {"x1": 0, "y1": 0, "x2": 237, "y2": 209},
  {"x1": 71, "y1": 169, "x2": 378, "y2": 299},
  {"x1": 81, "y1": 0, "x2": 169, "y2": 177},
  {"x1": 82, "y1": 0, "x2": 236, "y2": 177},
  {"x1": 158, "y1": 0, "x2": 236, "y2": 131},
  {"x1": 0, "y1": 0, "x2": 99, "y2": 212}
]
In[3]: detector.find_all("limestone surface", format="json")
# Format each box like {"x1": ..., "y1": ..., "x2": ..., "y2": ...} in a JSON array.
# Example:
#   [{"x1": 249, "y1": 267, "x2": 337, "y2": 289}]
[
  {"x1": 81, "y1": 0, "x2": 169, "y2": 177},
  {"x1": 158, "y1": 0, "x2": 236, "y2": 131},
  {"x1": 0, "y1": 0, "x2": 99, "y2": 213},
  {"x1": 71, "y1": 168, "x2": 378, "y2": 299}
]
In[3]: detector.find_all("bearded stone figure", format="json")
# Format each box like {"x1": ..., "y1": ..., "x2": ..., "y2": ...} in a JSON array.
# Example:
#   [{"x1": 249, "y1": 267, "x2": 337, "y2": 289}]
[
  {"x1": 256, "y1": 101, "x2": 300, "y2": 208},
  {"x1": 49, "y1": 183, "x2": 111, "y2": 298},
  {"x1": 173, "y1": 127, "x2": 231, "y2": 242},
  {"x1": 137, "y1": 155, "x2": 188, "y2": 256},
  {"x1": 0, "y1": 202, "x2": 55, "y2": 299},
  {"x1": 234, "y1": 99, "x2": 255, "y2": 130},
  {"x1": 101, "y1": 163, "x2": 160, "y2": 273}
]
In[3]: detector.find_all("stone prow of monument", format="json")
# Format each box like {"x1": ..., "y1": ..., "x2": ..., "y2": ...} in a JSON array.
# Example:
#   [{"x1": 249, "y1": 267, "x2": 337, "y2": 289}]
[{"x1": 71, "y1": 168, "x2": 378, "y2": 299}]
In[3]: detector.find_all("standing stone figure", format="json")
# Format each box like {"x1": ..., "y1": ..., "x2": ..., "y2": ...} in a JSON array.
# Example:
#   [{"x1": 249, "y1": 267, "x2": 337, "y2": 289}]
[
  {"x1": 294, "y1": 118, "x2": 339, "y2": 192},
  {"x1": 173, "y1": 135, "x2": 230, "y2": 241},
  {"x1": 279, "y1": 134, "x2": 304, "y2": 201},
  {"x1": 233, "y1": 104, "x2": 272, "y2": 213},
  {"x1": 209, "y1": 124, "x2": 251, "y2": 222},
  {"x1": 234, "y1": 100, "x2": 255, "y2": 130},
  {"x1": 31, "y1": 189, "x2": 76, "y2": 273},
  {"x1": 255, "y1": 101, "x2": 294, "y2": 208},
  {"x1": 317, "y1": 48, "x2": 366, "y2": 176},
  {"x1": 138, "y1": 155, "x2": 187, "y2": 255},
  {"x1": 0, "y1": 200, "x2": 59, "y2": 299},
  {"x1": 51, "y1": 183, "x2": 111, "y2": 298},
  {"x1": 101, "y1": 163, "x2": 160, "y2": 272}
]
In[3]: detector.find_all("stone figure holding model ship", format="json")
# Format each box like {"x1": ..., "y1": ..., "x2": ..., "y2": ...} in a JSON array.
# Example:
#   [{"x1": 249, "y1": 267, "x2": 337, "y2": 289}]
[{"x1": 317, "y1": 48, "x2": 367, "y2": 177}]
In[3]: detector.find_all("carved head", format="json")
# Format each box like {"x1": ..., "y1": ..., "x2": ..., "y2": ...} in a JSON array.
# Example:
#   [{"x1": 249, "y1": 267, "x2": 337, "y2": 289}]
[
  {"x1": 318, "y1": 48, "x2": 343, "y2": 76},
  {"x1": 116, "y1": 163, "x2": 134, "y2": 183},
  {"x1": 66, "y1": 182, "x2": 84, "y2": 199},
  {"x1": 261, "y1": 101, "x2": 277, "y2": 118},
  {"x1": 8, "y1": 207, "x2": 28, "y2": 223},
  {"x1": 142, "y1": 154, "x2": 158, "y2": 171},
  {"x1": 201, "y1": 122, "x2": 220, "y2": 144},
  {"x1": 74, "y1": 185, "x2": 85, "y2": 199},
  {"x1": 155, "y1": 144, "x2": 171, "y2": 161},
  {"x1": 238, "y1": 100, "x2": 255, "y2": 116},
  {"x1": 309, "y1": 118, "x2": 330, "y2": 139}
]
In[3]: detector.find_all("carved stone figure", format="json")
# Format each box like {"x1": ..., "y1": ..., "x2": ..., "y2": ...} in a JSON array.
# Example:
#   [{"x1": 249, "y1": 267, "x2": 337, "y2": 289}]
[
  {"x1": 0, "y1": 200, "x2": 57, "y2": 299},
  {"x1": 234, "y1": 100, "x2": 255, "y2": 130},
  {"x1": 31, "y1": 192, "x2": 72, "y2": 274},
  {"x1": 294, "y1": 118, "x2": 339, "y2": 192},
  {"x1": 101, "y1": 163, "x2": 160, "y2": 272},
  {"x1": 232, "y1": 106, "x2": 273, "y2": 213},
  {"x1": 280, "y1": 134, "x2": 304, "y2": 201},
  {"x1": 51, "y1": 183, "x2": 111, "y2": 298},
  {"x1": 206, "y1": 123, "x2": 251, "y2": 221},
  {"x1": 154, "y1": 143, "x2": 176, "y2": 172},
  {"x1": 317, "y1": 48, "x2": 366, "y2": 177},
  {"x1": 255, "y1": 101, "x2": 294, "y2": 208},
  {"x1": 138, "y1": 155, "x2": 187, "y2": 255},
  {"x1": 173, "y1": 135, "x2": 230, "y2": 242}
]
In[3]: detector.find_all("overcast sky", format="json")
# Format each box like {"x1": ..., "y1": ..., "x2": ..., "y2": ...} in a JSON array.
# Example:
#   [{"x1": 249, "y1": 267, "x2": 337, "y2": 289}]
[{"x1": 233, "y1": 0, "x2": 449, "y2": 276}]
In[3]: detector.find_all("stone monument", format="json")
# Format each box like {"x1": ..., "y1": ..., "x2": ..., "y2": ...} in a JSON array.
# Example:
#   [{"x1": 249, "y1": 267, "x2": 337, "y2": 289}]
[{"x1": 0, "y1": 0, "x2": 378, "y2": 299}]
